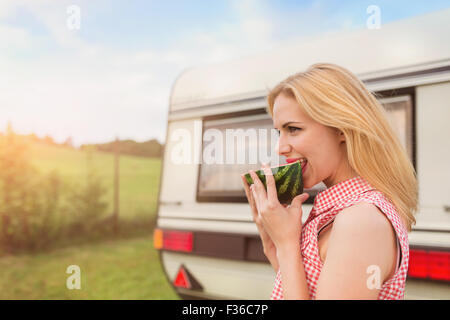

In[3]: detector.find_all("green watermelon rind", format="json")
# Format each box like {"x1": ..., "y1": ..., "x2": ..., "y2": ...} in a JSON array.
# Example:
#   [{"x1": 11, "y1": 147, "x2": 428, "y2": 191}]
[
  {"x1": 291, "y1": 164, "x2": 302, "y2": 198},
  {"x1": 243, "y1": 161, "x2": 304, "y2": 204},
  {"x1": 278, "y1": 165, "x2": 294, "y2": 194}
]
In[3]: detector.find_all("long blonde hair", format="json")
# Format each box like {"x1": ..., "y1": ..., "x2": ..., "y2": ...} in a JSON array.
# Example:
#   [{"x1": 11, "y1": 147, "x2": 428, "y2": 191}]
[{"x1": 267, "y1": 63, "x2": 418, "y2": 232}]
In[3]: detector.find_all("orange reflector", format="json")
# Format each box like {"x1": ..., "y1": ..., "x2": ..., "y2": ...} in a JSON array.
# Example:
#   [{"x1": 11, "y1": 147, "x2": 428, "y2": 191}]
[
  {"x1": 174, "y1": 266, "x2": 191, "y2": 289},
  {"x1": 153, "y1": 228, "x2": 163, "y2": 250}
]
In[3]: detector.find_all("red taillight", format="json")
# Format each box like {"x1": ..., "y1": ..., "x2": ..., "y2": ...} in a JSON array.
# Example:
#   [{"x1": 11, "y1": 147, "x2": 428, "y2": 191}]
[
  {"x1": 153, "y1": 229, "x2": 193, "y2": 253},
  {"x1": 408, "y1": 249, "x2": 450, "y2": 282}
]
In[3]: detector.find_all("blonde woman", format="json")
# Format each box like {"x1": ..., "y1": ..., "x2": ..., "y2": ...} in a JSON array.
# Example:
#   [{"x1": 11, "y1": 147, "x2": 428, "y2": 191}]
[{"x1": 241, "y1": 63, "x2": 418, "y2": 300}]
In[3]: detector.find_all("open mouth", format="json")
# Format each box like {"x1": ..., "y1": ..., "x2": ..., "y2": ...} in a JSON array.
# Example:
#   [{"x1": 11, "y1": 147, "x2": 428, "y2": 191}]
[
  {"x1": 301, "y1": 160, "x2": 307, "y2": 175},
  {"x1": 286, "y1": 158, "x2": 308, "y2": 174}
]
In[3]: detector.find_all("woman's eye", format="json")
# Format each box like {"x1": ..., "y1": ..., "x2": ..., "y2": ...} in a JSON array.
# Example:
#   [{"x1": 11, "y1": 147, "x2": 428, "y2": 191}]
[{"x1": 288, "y1": 126, "x2": 301, "y2": 133}]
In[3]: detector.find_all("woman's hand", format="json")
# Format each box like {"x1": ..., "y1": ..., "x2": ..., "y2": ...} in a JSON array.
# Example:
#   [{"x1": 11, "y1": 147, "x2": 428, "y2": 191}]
[
  {"x1": 241, "y1": 173, "x2": 279, "y2": 271},
  {"x1": 248, "y1": 164, "x2": 309, "y2": 251}
]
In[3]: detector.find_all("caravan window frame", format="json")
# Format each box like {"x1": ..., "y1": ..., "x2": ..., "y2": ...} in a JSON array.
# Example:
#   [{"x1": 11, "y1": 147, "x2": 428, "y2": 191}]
[
  {"x1": 196, "y1": 109, "x2": 289, "y2": 203},
  {"x1": 376, "y1": 87, "x2": 416, "y2": 169},
  {"x1": 195, "y1": 88, "x2": 416, "y2": 204}
]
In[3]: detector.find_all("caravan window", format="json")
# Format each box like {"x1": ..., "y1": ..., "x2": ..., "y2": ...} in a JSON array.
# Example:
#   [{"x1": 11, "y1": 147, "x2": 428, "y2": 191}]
[
  {"x1": 197, "y1": 112, "x2": 322, "y2": 203},
  {"x1": 197, "y1": 112, "x2": 277, "y2": 202},
  {"x1": 379, "y1": 95, "x2": 414, "y2": 162}
]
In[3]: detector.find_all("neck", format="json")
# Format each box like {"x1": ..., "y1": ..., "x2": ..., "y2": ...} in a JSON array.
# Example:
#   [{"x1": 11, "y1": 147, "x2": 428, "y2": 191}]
[{"x1": 323, "y1": 161, "x2": 358, "y2": 189}]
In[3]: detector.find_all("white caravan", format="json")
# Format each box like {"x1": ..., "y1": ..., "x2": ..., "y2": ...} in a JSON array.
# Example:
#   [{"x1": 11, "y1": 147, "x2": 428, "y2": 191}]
[{"x1": 154, "y1": 9, "x2": 450, "y2": 299}]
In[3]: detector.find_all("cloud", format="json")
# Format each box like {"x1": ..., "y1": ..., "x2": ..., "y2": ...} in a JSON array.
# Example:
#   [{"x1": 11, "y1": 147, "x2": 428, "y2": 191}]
[
  {"x1": 157, "y1": 0, "x2": 276, "y2": 68},
  {"x1": 0, "y1": 0, "x2": 341, "y2": 146},
  {"x1": 0, "y1": 0, "x2": 277, "y2": 145},
  {"x1": 0, "y1": 24, "x2": 32, "y2": 50},
  {"x1": 0, "y1": 1, "x2": 176, "y2": 145}
]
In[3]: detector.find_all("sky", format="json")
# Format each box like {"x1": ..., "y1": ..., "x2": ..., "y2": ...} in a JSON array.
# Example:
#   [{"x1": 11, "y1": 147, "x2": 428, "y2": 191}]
[{"x1": 1, "y1": 0, "x2": 449, "y2": 147}]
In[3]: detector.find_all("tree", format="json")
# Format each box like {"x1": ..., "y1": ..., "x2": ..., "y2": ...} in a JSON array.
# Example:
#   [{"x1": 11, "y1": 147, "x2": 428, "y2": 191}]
[
  {"x1": 64, "y1": 147, "x2": 108, "y2": 236},
  {"x1": 63, "y1": 136, "x2": 74, "y2": 148},
  {"x1": 43, "y1": 135, "x2": 55, "y2": 145}
]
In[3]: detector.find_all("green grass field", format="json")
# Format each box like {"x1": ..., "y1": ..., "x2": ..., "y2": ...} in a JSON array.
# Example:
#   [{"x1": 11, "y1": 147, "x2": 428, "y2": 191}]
[
  {"x1": 29, "y1": 142, "x2": 161, "y2": 221},
  {"x1": 0, "y1": 235, "x2": 179, "y2": 299},
  {"x1": 0, "y1": 141, "x2": 175, "y2": 299}
]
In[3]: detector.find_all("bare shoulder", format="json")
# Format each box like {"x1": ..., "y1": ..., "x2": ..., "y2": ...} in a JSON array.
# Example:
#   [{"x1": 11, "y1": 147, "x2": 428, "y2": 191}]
[
  {"x1": 315, "y1": 202, "x2": 398, "y2": 299},
  {"x1": 334, "y1": 201, "x2": 394, "y2": 231},
  {"x1": 332, "y1": 201, "x2": 397, "y2": 280}
]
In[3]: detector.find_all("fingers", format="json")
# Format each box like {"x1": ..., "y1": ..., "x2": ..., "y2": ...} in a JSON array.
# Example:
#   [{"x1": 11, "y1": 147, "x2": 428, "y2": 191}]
[
  {"x1": 249, "y1": 169, "x2": 266, "y2": 209},
  {"x1": 262, "y1": 164, "x2": 278, "y2": 206},
  {"x1": 241, "y1": 174, "x2": 252, "y2": 201},
  {"x1": 290, "y1": 192, "x2": 310, "y2": 209},
  {"x1": 241, "y1": 175, "x2": 258, "y2": 218}
]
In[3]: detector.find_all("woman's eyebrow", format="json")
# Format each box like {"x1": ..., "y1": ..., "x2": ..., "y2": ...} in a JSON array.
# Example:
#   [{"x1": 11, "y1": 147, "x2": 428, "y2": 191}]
[{"x1": 282, "y1": 121, "x2": 304, "y2": 128}]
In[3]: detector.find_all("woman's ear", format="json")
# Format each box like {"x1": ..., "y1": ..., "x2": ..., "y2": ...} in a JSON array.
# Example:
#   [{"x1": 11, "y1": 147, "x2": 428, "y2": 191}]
[{"x1": 338, "y1": 130, "x2": 346, "y2": 143}]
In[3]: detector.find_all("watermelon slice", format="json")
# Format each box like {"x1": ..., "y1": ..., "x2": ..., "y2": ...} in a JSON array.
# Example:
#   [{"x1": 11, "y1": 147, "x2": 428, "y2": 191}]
[{"x1": 244, "y1": 161, "x2": 303, "y2": 204}]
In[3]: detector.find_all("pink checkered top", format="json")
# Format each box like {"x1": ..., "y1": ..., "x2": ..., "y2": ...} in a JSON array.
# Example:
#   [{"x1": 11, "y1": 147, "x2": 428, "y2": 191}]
[{"x1": 270, "y1": 175, "x2": 409, "y2": 300}]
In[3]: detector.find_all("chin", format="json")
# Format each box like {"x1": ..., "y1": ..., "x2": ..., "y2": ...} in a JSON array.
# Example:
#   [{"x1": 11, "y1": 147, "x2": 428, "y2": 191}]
[
  {"x1": 303, "y1": 176, "x2": 318, "y2": 190},
  {"x1": 303, "y1": 179, "x2": 313, "y2": 190},
  {"x1": 304, "y1": 182, "x2": 313, "y2": 189}
]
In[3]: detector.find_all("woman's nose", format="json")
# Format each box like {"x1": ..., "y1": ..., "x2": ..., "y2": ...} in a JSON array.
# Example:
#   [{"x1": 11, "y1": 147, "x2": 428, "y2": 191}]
[{"x1": 276, "y1": 136, "x2": 291, "y2": 156}]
